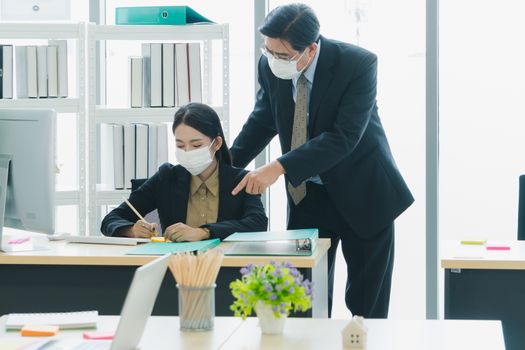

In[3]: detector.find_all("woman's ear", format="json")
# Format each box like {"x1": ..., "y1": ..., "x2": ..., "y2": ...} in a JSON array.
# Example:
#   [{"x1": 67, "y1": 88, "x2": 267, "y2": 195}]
[{"x1": 213, "y1": 136, "x2": 223, "y2": 151}]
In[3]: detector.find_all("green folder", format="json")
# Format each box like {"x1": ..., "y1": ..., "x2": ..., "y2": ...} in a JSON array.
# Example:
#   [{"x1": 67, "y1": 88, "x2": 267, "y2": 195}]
[
  {"x1": 126, "y1": 238, "x2": 220, "y2": 255},
  {"x1": 223, "y1": 229, "x2": 319, "y2": 256},
  {"x1": 115, "y1": 6, "x2": 214, "y2": 25}
]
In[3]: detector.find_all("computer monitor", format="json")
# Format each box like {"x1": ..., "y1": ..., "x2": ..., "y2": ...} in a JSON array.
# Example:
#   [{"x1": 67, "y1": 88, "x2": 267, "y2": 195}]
[{"x1": 0, "y1": 108, "x2": 56, "y2": 251}]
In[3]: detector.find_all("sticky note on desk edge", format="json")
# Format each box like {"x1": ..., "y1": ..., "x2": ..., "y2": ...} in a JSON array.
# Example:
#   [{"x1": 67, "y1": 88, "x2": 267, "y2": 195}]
[
  {"x1": 460, "y1": 240, "x2": 487, "y2": 245},
  {"x1": 486, "y1": 245, "x2": 511, "y2": 251},
  {"x1": 21, "y1": 324, "x2": 59, "y2": 337},
  {"x1": 83, "y1": 331, "x2": 115, "y2": 340}
]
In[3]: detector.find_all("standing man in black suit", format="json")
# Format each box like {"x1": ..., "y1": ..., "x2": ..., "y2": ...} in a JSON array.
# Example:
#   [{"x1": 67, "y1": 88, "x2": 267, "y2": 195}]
[{"x1": 230, "y1": 3, "x2": 414, "y2": 318}]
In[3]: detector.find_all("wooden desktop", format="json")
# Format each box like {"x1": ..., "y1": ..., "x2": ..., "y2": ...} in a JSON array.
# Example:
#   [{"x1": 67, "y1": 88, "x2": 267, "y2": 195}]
[{"x1": 0, "y1": 238, "x2": 330, "y2": 318}]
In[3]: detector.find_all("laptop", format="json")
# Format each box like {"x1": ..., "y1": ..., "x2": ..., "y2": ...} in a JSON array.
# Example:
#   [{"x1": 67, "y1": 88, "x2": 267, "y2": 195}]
[{"x1": 71, "y1": 254, "x2": 170, "y2": 350}]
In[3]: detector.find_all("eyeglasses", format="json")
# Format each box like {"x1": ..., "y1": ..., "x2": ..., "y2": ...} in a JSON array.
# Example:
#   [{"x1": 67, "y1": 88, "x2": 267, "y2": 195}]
[{"x1": 260, "y1": 47, "x2": 303, "y2": 63}]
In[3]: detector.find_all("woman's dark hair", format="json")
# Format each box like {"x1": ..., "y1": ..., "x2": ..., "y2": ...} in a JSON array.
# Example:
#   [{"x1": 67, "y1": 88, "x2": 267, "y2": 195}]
[
  {"x1": 172, "y1": 103, "x2": 232, "y2": 165},
  {"x1": 259, "y1": 3, "x2": 320, "y2": 52}
]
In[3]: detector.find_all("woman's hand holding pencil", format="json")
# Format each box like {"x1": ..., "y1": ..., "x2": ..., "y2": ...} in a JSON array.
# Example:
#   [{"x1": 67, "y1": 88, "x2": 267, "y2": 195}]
[
  {"x1": 129, "y1": 220, "x2": 158, "y2": 238},
  {"x1": 121, "y1": 196, "x2": 160, "y2": 238}
]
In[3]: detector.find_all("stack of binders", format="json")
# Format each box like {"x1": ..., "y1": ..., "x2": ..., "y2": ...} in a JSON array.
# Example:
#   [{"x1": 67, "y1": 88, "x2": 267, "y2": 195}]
[{"x1": 134, "y1": 42, "x2": 202, "y2": 108}]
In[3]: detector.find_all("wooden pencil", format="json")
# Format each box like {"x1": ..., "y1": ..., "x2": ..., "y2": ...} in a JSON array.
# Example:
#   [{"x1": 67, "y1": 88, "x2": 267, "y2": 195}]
[{"x1": 168, "y1": 249, "x2": 224, "y2": 329}]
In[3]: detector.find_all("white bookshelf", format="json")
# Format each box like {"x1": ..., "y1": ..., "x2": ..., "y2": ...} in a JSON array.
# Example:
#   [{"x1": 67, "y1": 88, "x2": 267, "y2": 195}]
[
  {"x1": 0, "y1": 22, "x2": 87, "y2": 235},
  {"x1": 86, "y1": 23, "x2": 230, "y2": 234},
  {"x1": 94, "y1": 106, "x2": 224, "y2": 124},
  {"x1": 0, "y1": 98, "x2": 81, "y2": 113}
]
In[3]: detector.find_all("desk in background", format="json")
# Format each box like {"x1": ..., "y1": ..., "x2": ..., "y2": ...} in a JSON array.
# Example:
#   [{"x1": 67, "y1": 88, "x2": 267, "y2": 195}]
[
  {"x1": 0, "y1": 239, "x2": 329, "y2": 318},
  {"x1": 0, "y1": 316, "x2": 505, "y2": 350},
  {"x1": 441, "y1": 239, "x2": 525, "y2": 350},
  {"x1": 0, "y1": 316, "x2": 243, "y2": 350},
  {"x1": 222, "y1": 318, "x2": 504, "y2": 350}
]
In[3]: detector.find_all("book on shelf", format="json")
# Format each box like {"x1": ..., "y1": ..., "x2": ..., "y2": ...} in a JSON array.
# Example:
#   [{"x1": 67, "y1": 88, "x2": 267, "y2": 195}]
[
  {"x1": 48, "y1": 40, "x2": 68, "y2": 98},
  {"x1": 16, "y1": 45, "x2": 38, "y2": 98},
  {"x1": 188, "y1": 42, "x2": 202, "y2": 103},
  {"x1": 123, "y1": 124, "x2": 136, "y2": 189},
  {"x1": 223, "y1": 228, "x2": 319, "y2": 256},
  {"x1": 0, "y1": 45, "x2": 13, "y2": 99},
  {"x1": 134, "y1": 123, "x2": 148, "y2": 179},
  {"x1": 162, "y1": 43, "x2": 175, "y2": 107},
  {"x1": 47, "y1": 45, "x2": 59, "y2": 98},
  {"x1": 99, "y1": 123, "x2": 115, "y2": 189},
  {"x1": 36, "y1": 46, "x2": 48, "y2": 98},
  {"x1": 147, "y1": 123, "x2": 158, "y2": 178},
  {"x1": 115, "y1": 6, "x2": 214, "y2": 25},
  {"x1": 157, "y1": 123, "x2": 169, "y2": 166},
  {"x1": 175, "y1": 43, "x2": 190, "y2": 106},
  {"x1": 113, "y1": 124, "x2": 125, "y2": 190},
  {"x1": 129, "y1": 56, "x2": 143, "y2": 108},
  {"x1": 5, "y1": 310, "x2": 98, "y2": 330},
  {"x1": 142, "y1": 43, "x2": 163, "y2": 107}
]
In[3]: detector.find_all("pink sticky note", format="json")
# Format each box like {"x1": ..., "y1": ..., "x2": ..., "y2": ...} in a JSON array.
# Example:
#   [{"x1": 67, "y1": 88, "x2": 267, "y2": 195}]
[
  {"x1": 486, "y1": 246, "x2": 511, "y2": 251},
  {"x1": 7, "y1": 236, "x2": 31, "y2": 245},
  {"x1": 82, "y1": 331, "x2": 115, "y2": 340}
]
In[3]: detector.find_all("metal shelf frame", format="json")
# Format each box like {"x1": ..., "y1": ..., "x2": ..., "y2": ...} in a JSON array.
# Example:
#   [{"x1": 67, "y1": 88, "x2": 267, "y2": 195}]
[{"x1": 86, "y1": 23, "x2": 229, "y2": 234}]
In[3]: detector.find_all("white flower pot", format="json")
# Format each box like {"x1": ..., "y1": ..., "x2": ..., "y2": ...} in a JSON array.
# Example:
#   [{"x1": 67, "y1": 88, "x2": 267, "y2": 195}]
[{"x1": 255, "y1": 300, "x2": 286, "y2": 334}]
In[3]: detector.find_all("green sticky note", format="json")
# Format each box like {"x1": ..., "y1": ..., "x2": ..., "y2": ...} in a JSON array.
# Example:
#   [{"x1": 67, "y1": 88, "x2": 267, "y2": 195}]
[{"x1": 126, "y1": 238, "x2": 220, "y2": 255}]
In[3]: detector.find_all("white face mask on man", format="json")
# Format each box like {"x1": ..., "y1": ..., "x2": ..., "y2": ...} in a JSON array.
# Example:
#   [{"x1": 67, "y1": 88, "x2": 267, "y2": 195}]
[
  {"x1": 266, "y1": 49, "x2": 308, "y2": 80},
  {"x1": 175, "y1": 139, "x2": 216, "y2": 176}
]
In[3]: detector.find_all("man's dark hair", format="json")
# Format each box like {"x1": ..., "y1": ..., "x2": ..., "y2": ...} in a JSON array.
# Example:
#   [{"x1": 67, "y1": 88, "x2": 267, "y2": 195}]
[{"x1": 259, "y1": 3, "x2": 320, "y2": 52}]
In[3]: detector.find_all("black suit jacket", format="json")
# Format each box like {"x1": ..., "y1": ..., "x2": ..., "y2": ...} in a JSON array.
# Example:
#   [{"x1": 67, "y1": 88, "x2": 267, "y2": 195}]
[
  {"x1": 230, "y1": 36, "x2": 414, "y2": 238},
  {"x1": 100, "y1": 162, "x2": 268, "y2": 240}
]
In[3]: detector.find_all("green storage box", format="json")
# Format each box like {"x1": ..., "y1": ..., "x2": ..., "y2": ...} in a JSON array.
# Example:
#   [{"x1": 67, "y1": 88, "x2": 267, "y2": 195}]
[{"x1": 115, "y1": 6, "x2": 213, "y2": 25}]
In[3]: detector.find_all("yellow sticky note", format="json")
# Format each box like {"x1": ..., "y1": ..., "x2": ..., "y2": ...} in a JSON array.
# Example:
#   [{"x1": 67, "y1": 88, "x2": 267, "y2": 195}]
[
  {"x1": 460, "y1": 240, "x2": 487, "y2": 245},
  {"x1": 21, "y1": 324, "x2": 59, "y2": 337}
]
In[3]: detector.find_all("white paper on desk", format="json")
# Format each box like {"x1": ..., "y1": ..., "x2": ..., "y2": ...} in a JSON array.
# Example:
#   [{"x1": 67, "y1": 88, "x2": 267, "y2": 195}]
[
  {"x1": 451, "y1": 242, "x2": 486, "y2": 259},
  {"x1": 5, "y1": 310, "x2": 98, "y2": 330},
  {"x1": 0, "y1": 338, "x2": 51, "y2": 350}
]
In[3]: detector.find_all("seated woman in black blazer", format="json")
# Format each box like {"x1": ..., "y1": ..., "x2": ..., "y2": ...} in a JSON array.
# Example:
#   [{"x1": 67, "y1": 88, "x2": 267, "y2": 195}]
[{"x1": 101, "y1": 103, "x2": 268, "y2": 241}]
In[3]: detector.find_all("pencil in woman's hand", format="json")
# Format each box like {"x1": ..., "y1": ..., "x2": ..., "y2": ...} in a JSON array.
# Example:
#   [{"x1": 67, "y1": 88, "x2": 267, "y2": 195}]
[{"x1": 121, "y1": 196, "x2": 159, "y2": 237}]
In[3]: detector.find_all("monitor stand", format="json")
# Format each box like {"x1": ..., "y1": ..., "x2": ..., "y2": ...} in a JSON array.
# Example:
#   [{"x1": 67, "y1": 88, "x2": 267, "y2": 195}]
[{"x1": 0, "y1": 154, "x2": 46, "y2": 253}]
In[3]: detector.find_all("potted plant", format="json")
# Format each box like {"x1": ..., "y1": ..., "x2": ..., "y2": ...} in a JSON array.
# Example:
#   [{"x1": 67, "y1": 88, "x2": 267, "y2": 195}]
[{"x1": 229, "y1": 260, "x2": 313, "y2": 334}]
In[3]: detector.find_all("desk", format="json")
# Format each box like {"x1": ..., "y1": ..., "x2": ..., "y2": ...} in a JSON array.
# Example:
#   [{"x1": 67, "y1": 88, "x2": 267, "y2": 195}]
[
  {"x1": 441, "y1": 239, "x2": 525, "y2": 350},
  {"x1": 221, "y1": 318, "x2": 505, "y2": 350},
  {"x1": 0, "y1": 239, "x2": 329, "y2": 318},
  {"x1": 0, "y1": 316, "x2": 505, "y2": 350},
  {"x1": 0, "y1": 316, "x2": 243, "y2": 350}
]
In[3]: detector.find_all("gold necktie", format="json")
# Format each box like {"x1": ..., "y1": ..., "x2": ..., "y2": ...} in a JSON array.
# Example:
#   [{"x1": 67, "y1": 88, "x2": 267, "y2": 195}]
[{"x1": 287, "y1": 74, "x2": 308, "y2": 205}]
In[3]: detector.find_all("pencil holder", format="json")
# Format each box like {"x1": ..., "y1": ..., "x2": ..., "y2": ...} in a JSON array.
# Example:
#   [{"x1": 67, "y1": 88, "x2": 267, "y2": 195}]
[{"x1": 177, "y1": 284, "x2": 216, "y2": 331}]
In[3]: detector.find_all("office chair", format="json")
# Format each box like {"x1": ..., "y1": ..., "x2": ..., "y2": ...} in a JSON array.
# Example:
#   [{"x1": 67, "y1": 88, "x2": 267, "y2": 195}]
[
  {"x1": 518, "y1": 175, "x2": 525, "y2": 240},
  {"x1": 130, "y1": 178, "x2": 161, "y2": 230}
]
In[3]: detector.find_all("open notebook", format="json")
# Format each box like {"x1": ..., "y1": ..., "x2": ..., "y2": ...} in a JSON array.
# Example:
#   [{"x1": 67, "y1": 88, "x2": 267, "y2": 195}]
[{"x1": 5, "y1": 311, "x2": 98, "y2": 330}]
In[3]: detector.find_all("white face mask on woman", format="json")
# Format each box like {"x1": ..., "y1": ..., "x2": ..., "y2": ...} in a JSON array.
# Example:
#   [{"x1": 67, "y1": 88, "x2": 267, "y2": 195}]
[{"x1": 175, "y1": 139, "x2": 216, "y2": 176}]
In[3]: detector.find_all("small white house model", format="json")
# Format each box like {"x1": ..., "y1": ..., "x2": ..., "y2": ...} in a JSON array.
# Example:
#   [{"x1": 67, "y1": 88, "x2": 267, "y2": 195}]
[{"x1": 342, "y1": 315, "x2": 368, "y2": 349}]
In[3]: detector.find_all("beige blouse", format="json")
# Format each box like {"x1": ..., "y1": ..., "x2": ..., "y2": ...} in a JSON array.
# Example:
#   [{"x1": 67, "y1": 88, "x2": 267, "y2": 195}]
[{"x1": 185, "y1": 165, "x2": 219, "y2": 228}]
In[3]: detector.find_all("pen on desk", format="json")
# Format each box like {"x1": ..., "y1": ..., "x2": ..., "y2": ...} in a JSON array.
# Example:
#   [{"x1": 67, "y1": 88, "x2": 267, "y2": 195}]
[{"x1": 121, "y1": 196, "x2": 159, "y2": 237}]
